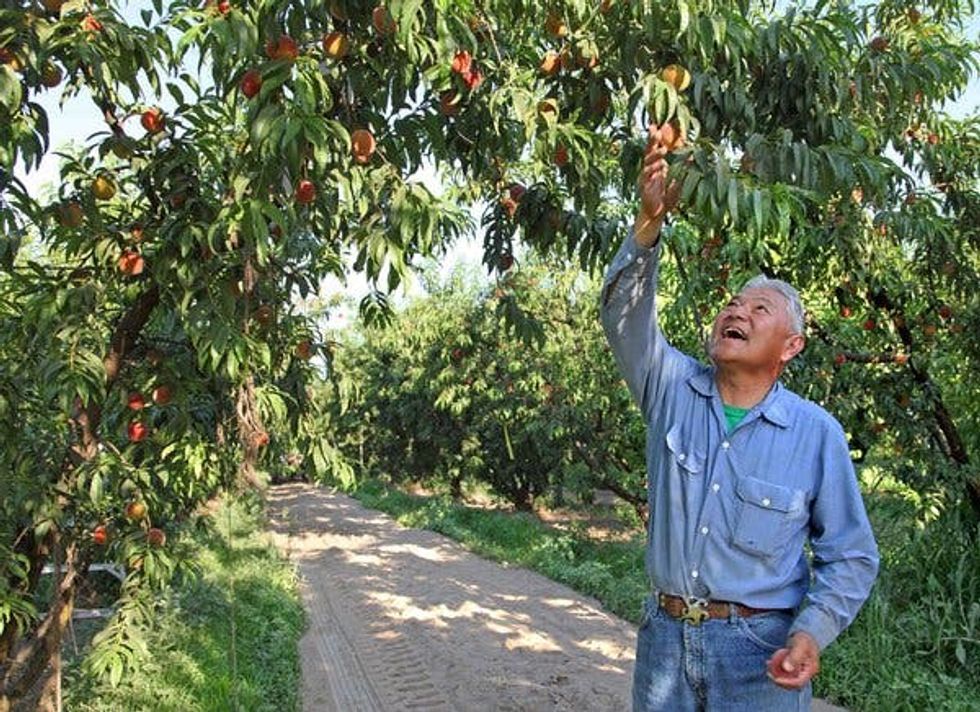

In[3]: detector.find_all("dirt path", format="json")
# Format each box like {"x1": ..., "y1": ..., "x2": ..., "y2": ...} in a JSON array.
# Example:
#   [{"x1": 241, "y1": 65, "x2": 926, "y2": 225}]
[{"x1": 266, "y1": 482, "x2": 846, "y2": 712}]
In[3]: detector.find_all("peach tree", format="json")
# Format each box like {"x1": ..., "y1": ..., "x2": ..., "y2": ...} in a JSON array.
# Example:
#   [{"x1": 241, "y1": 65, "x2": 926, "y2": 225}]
[{"x1": 1, "y1": 0, "x2": 978, "y2": 707}]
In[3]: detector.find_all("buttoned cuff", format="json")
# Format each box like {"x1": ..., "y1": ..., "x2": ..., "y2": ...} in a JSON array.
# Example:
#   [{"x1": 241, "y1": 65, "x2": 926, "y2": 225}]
[
  {"x1": 600, "y1": 230, "x2": 659, "y2": 308},
  {"x1": 788, "y1": 605, "x2": 839, "y2": 651},
  {"x1": 607, "y1": 229, "x2": 660, "y2": 274}
]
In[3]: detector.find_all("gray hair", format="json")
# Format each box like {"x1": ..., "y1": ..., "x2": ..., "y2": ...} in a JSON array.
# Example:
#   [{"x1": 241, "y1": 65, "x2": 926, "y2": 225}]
[{"x1": 740, "y1": 275, "x2": 805, "y2": 335}]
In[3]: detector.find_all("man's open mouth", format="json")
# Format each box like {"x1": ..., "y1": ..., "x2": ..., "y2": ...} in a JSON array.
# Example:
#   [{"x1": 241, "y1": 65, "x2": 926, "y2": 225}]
[{"x1": 721, "y1": 326, "x2": 747, "y2": 340}]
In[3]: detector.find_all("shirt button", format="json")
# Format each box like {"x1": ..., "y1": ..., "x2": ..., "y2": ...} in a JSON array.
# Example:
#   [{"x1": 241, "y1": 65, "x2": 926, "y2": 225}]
[
  {"x1": 700, "y1": 526, "x2": 709, "y2": 535},
  {"x1": 678, "y1": 453, "x2": 686, "y2": 462},
  {"x1": 691, "y1": 570, "x2": 699, "y2": 579},
  {"x1": 626, "y1": 252, "x2": 633, "y2": 261},
  {"x1": 761, "y1": 497, "x2": 771, "y2": 507},
  {"x1": 721, "y1": 441, "x2": 730, "y2": 449},
  {"x1": 712, "y1": 484, "x2": 720, "y2": 493}
]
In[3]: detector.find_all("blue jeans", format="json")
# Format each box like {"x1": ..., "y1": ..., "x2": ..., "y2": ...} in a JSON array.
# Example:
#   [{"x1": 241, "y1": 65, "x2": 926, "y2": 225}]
[{"x1": 632, "y1": 595, "x2": 812, "y2": 711}]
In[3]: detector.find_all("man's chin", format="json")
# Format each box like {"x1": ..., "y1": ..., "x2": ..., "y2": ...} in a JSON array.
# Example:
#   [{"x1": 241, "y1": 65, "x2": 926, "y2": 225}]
[{"x1": 709, "y1": 340, "x2": 744, "y2": 362}]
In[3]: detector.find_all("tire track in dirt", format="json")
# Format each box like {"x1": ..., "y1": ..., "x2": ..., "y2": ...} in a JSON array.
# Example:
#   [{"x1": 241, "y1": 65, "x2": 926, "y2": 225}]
[{"x1": 298, "y1": 563, "x2": 385, "y2": 711}]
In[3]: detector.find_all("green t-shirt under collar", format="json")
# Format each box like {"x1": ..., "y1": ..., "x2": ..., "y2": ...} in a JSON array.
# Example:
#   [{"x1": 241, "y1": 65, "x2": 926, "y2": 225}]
[{"x1": 723, "y1": 403, "x2": 750, "y2": 433}]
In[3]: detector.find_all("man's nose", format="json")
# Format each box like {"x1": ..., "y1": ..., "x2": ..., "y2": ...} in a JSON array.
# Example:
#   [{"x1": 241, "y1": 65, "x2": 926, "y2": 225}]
[{"x1": 728, "y1": 303, "x2": 748, "y2": 319}]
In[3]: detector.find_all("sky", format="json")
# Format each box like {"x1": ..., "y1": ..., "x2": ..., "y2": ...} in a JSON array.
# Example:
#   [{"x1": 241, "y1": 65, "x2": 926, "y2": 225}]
[{"x1": 13, "y1": 2, "x2": 980, "y2": 329}]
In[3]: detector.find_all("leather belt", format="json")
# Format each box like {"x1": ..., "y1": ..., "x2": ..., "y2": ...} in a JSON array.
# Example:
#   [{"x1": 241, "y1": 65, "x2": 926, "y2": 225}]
[{"x1": 657, "y1": 593, "x2": 789, "y2": 626}]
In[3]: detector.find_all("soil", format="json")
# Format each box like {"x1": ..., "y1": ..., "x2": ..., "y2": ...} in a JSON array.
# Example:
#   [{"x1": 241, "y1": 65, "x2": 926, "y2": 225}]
[{"x1": 266, "y1": 482, "x2": 846, "y2": 712}]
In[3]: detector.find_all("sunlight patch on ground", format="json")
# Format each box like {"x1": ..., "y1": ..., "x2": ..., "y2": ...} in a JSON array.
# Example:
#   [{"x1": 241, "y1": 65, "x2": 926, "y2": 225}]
[
  {"x1": 575, "y1": 635, "x2": 634, "y2": 663},
  {"x1": 494, "y1": 593, "x2": 530, "y2": 603},
  {"x1": 541, "y1": 596, "x2": 616, "y2": 624},
  {"x1": 292, "y1": 532, "x2": 378, "y2": 551},
  {"x1": 378, "y1": 542, "x2": 459, "y2": 562},
  {"x1": 343, "y1": 550, "x2": 385, "y2": 566},
  {"x1": 363, "y1": 591, "x2": 566, "y2": 652}
]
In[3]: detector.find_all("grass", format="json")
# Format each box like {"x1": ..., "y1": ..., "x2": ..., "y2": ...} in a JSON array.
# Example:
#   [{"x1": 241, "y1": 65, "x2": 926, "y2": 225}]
[
  {"x1": 351, "y1": 476, "x2": 980, "y2": 712},
  {"x1": 63, "y1": 494, "x2": 305, "y2": 712}
]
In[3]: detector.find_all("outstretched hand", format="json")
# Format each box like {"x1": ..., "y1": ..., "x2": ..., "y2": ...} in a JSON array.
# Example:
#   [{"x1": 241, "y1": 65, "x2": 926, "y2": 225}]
[
  {"x1": 767, "y1": 631, "x2": 820, "y2": 690},
  {"x1": 633, "y1": 123, "x2": 682, "y2": 247}
]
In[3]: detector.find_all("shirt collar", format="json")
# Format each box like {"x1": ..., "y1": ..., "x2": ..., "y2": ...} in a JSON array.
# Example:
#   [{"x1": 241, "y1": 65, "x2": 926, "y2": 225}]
[{"x1": 687, "y1": 370, "x2": 791, "y2": 428}]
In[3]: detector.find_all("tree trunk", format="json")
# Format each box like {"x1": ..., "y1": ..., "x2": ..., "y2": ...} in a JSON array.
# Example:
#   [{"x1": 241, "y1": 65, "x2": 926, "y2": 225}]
[
  {"x1": 235, "y1": 254, "x2": 265, "y2": 492},
  {"x1": 571, "y1": 439, "x2": 648, "y2": 527},
  {"x1": 514, "y1": 492, "x2": 534, "y2": 512},
  {"x1": 235, "y1": 375, "x2": 265, "y2": 491},
  {"x1": 0, "y1": 538, "x2": 76, "y2": 712},
  {"x1": 449, "y1": 471, "x2": 463, "y2": 501}
]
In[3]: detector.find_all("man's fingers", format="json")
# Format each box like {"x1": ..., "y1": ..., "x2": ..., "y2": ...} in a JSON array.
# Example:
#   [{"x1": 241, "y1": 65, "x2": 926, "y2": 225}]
[
  {"x1": 784, "y1": 646, "x2": 808, "y2": 672},
  {"x1": 766, "y1": 633, "x2": 820, "y2": 691},
  {"x1": 640, "y1": 162, "x2": 668, "y2": 188},
  {"x1": 766, "y1": 649, "x2": 812, "y2": 690},
  {"x1": 785, "y1": 632, "x2": 820, "y2": 675},
  {"x1": 642, "y1": 157, "x2": 669, "y2": 177},
  {"x1": 645, "y1": 124, "x2": 671, "y2": 155},
  {"x1": 643, "y1": 146, "x2": 667, "y2": 169},
  {"x1": 767, "y1": 669, "x2": 812, "y2": 691},
  {"x1": 643, "y1": 162, "x2": 667, "y2": 180},
  {"x1": 646, "y1": 123, "x2": 661, "y2": 148}
]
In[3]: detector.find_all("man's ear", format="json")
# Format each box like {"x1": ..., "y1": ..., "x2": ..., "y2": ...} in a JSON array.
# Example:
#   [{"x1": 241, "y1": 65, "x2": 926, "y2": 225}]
[{"x1": 781, "y1": 334, "x2": 805, "y2": 364}]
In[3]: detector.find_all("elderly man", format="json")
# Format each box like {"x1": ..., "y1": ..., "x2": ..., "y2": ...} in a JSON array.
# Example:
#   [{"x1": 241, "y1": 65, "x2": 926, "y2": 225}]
[{"x1": 601, "y1": 125, "x2": 879, "y2": 711}]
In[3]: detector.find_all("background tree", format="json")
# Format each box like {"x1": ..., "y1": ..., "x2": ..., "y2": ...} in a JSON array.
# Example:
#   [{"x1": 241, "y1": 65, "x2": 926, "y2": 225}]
[{"x1": 331, "y1": 256, "x2": 648, "y2": 516}]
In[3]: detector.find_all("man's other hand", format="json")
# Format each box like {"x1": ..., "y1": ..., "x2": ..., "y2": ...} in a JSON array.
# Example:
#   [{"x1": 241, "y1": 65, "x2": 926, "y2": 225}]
[{"x1": 766, "y1": 631, "x2": 820, "y2": 690}]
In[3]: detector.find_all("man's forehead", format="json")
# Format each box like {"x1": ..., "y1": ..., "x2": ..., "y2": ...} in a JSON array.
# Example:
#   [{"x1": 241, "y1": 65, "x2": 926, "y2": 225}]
[{"x1": 735, "y1": 287, "x2": 786, "y2": 306}]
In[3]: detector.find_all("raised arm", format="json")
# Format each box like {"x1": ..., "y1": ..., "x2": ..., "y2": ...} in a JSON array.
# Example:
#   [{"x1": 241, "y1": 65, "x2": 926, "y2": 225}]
[{"x1": 600, "y1": 125, "x2": 690, "y2": 416}]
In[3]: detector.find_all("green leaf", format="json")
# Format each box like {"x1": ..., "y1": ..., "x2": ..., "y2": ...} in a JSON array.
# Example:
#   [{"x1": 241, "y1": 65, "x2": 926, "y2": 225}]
[
  {"x1": 249, "y1": 104, "x2": 280, "y2": 148},
  {"x1": 678, "y1": 0, "x2": 691, "y2": 35},
  {"x1": 89, "y1": 471, "x2": 103, "y2": 504},
  {"x1": 680, "y1": 165, "x2": 701, "y2": 204},
  {"x1": 752, "y1": 189, "x2": 763, "y2": 235},
  {"x1": 0, "y1": 66, "x2": 23, "y2": 112},
  {"x1": 109, "y1": 657, "x2": 123, "y2": 687}
]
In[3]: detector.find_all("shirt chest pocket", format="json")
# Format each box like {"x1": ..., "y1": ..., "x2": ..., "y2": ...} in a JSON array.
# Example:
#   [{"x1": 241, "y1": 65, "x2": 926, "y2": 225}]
[
  {"x1": 665, "y1": 425, "x2": 705, "y2": 475},
  {"x1": 732, "y1": 476, "x2": 806, "y2": 558}
]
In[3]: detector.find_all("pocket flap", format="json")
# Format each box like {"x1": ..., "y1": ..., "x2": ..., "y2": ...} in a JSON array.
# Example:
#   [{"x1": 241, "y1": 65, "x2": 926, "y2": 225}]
[
  {"x1": 665, "y1": 425, "x2": 704, "y2": 474},
  {"x1": 735, "y1": 476, "x2": 798, "y2": 513}
]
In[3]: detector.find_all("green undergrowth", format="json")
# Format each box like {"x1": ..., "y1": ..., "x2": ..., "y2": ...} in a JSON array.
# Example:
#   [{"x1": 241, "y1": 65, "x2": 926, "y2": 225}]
[
  {"x1": 64, "y1": 494, "x2": 305, "y2": 712},
  {"x1": 819, "y1": 484, "x2": 980, "y2": 712},
  {"x1": 351, "y1": 477, "x2": 980, "y2": 712}
]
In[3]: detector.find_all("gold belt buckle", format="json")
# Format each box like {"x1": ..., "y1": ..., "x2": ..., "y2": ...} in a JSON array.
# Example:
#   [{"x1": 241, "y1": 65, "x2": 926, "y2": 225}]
[{"x1": 680, "y1": 597, "x2": 709, "y2": 626}]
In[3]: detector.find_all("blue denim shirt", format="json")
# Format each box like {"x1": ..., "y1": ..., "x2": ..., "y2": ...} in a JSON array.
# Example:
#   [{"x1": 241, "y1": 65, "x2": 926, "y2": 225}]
[{"x1": 600, "y1": 232, "x2": 879, "y2": 650}]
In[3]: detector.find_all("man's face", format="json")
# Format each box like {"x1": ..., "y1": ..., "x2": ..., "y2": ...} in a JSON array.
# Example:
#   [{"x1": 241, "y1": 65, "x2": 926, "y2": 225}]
[{"x1": 708, "y1": 287, "x2": 803, "y2": 372}]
